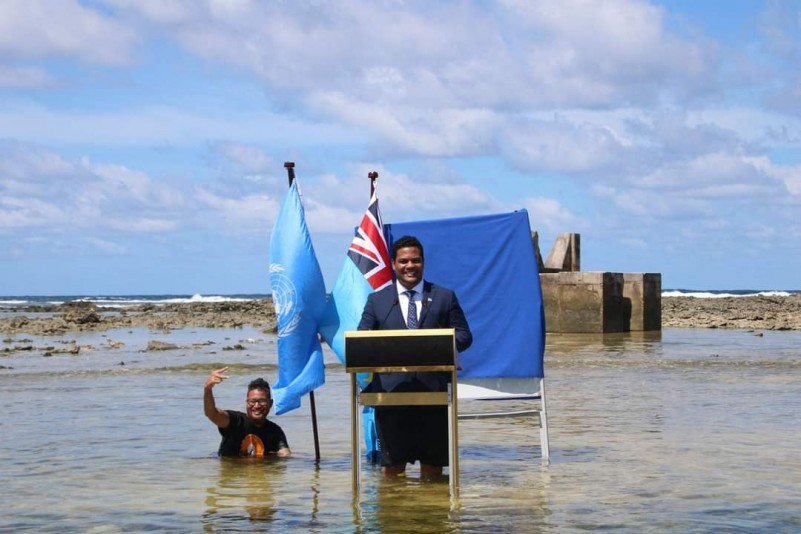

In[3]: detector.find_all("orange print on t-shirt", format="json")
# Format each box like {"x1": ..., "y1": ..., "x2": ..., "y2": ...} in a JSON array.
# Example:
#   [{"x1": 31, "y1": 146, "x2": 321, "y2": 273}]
[{"x1": 240, "y1": 434, "x2": 265, "y2": 457}]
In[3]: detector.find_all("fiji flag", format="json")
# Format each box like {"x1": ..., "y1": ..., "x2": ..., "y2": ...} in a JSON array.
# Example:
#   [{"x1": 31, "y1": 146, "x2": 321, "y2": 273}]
[
  {"x1": 319, "y1": 189, "x2": 392, "y2": 362},
  {"x1": 269, "y1": 180, "x2": 327, "y2": 415},
  {"x1": 319, "y1": 188, "x2": 392, "y2": 461}
]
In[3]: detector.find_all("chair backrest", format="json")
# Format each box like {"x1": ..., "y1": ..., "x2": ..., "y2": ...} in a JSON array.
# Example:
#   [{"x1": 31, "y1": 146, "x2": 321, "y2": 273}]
[{"x1": 457, "y1": 377, "x2": 543, "y2": 400}]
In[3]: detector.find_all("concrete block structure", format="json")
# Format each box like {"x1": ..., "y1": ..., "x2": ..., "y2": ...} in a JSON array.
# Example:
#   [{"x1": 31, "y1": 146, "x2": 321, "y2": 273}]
[
  {"x1": 623, "y1": 273, "x2": 661, "y2": 331},
  {"x1": 533, "y1": 232, "x2": 661, "y2": 333},
  {"x1": 540, "y1": 271, "x2": 661, "y2": 333}
]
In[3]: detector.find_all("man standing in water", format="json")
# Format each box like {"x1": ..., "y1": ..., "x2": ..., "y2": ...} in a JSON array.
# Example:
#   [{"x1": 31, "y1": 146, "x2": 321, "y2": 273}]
[
  {"x1": 358, "y1": 235, "x2": 473, "y2": 477},
  {"x1": 204, "y1": 367, "x2": 291, "y2": 458}
]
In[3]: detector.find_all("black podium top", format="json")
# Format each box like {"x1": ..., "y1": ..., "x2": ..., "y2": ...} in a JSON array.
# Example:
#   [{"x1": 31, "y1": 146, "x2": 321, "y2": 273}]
[{"x1": 344, "y1": 328, "x2": 456, "y2": 370}]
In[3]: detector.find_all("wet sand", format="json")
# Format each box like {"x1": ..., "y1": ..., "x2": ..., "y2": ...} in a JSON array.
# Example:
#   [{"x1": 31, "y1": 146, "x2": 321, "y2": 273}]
[{"x1": 1, "y1": 294, "x2": 800, "y2": 338}]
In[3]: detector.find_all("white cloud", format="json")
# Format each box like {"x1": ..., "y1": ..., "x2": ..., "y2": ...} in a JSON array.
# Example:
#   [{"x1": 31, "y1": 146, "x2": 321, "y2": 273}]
[
  {"x1": 0, "y1": 100, "x2": 361, "y2": 148},
  {"x1": 105, "y1": 217, "x2": 177, "y2": 232},
  {"x1": 637, "y1": 152, "x2": 781, "y2": 200},
  {"x1": 500, "y1": 115, "x2": 626, "y2": 173},
  {"x1": 102, "y1": 0, "x2": 719, "y2": 111},
  {"x1": 212, "y1": 142, "x2": 275, "y2": 174},
  {"x1": 101, "y1": 0, "x2": 198, "y2": 25},
  {"x1": 0, "y1": 142, "x2": 185, "y2": 234},
  {"x1": 194, "y1": 189, "x2": 278, "y2": 230},
  {"x1": 593, "y1": 184, "x2": 710, "y2": 219},
  {"x1": 0, "y1": 196, "x2": 64, "y2": 229},
  {"x1": 0, "y1": 141, "x2": 77, "y2": 192},
  {"x1": 85, "y1": 237, "x2": 128, "y2": 255},
  {"x1": 0, "y1": 0, "x2": 138, "y2": 65},
  {"x1": 746, "y1": 156, "x2": 801, "y2": 199},
  {"x1": 687, "y1": 106, "x2": 801, "y2": 146},
  {"x1": 4, "y1": 0, "x2": 801, "y2": 292},
  {"x1": 521, "y1": 196, "x2": 577, "y2": 235},
  {"x1": 86, "y1": 160, "x2": 185, "y2": 207},
  {"x1": 359, "y1": 167, "x2": 498, "y2": 220},
  {"x1": 0, "y1": 65, "x2": 55, "y2": 89},
  {"x1": 311, "y1": 93, "x2": 500, "y2": 157},
  {"x1": 302, "y1": 197, "x2": 364, "y2": 235}
]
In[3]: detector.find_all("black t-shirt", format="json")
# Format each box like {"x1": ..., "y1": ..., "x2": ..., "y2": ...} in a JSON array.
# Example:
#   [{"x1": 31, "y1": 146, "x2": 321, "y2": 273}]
[{"x1": 217, "y1": 410, "x2": 289, "y2": 457}]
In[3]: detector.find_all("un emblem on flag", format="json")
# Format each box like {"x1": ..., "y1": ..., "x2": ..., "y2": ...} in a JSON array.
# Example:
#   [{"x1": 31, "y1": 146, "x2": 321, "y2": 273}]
[{"x1": 269, "y1": 263, "x2": 301, "y2": 337}]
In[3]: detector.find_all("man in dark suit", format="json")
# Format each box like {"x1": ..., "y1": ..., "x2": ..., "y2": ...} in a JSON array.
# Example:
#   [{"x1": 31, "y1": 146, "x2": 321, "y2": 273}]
[{"x1": 358, "y1": 235, "x2": 472, "y2": 477}]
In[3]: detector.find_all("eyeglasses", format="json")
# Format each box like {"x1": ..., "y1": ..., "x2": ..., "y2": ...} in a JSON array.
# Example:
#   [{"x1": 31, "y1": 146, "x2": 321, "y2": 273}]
[{"x1": 246, "y1": 399, "x2": 270, "y2": 406}]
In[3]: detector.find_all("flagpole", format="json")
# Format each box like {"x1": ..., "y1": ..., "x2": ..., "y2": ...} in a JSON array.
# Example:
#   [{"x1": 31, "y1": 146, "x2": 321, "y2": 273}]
[
  {"x1": 367, "y1": 170, "x2": 379, "y2": 464},
  {"x1": 284, "y1": 160, "x2": 296, "y2": 186},
  {"x1": 283, "y1": 160, "x2": 322, "y2": 465}
]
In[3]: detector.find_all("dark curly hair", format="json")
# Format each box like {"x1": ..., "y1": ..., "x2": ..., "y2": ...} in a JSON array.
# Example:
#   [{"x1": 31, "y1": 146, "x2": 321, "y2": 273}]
[
  {"x1": 247, "y1": 378, "x2": 272, "y2": 397},
  {"x1": 391, "y1": 235, "x2": 424, "y2": 260}
]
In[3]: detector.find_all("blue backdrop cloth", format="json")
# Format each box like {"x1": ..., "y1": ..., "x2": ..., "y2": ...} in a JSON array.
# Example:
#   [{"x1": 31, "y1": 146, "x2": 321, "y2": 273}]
[
  {"x1": 268, "y1": 180, "x2": 327, "y2": 415},
  {"x1": 385, "y1": 209, "x2": 545, "y2": 378}
]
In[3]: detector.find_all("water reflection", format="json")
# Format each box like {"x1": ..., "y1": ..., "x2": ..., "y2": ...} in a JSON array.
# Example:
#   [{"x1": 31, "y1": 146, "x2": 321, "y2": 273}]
[
  {"x1": 355, "y1": 474, "x2": 456, "y2": 534},
  {"x1": 546, "y1": 330, "x2": 663, "y2": 357},
  {"x1": 202, "y1": 457, "x2": 285, "y2": 530}
]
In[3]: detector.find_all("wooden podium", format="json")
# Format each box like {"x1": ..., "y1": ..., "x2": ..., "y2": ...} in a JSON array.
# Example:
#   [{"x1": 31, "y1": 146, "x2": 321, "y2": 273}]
[{"x1": 345, "y1": 328, "x2": 459, "y2": 497}]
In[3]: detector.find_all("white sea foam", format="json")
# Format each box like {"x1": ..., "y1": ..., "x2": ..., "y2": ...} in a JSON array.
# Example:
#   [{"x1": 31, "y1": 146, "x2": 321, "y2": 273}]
[{"x1": 662, "y1": 290, "x2": 792, "y2": 298}]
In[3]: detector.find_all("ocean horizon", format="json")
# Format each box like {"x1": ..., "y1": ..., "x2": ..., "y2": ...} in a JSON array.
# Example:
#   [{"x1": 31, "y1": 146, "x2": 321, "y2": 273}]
[{"x1": 1, "y1": 288, "x2": 799, "y2": 308}]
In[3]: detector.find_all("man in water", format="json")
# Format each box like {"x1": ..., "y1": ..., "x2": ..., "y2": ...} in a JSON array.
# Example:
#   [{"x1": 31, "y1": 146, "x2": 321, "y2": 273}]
[
  {"x1": 203, "y1": 367, "x2": 291, "y2": 457},
  {"x1": 358, "y1": 235, "x2": 472, "y2": 477}
]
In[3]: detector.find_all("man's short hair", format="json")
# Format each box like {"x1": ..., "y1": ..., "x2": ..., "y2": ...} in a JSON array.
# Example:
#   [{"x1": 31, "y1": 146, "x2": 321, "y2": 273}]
[
  {"x1": 248, "y1": 378, "x2": 272, "y2": 397},
  {"x1": 391, "y1": 235, "x2": 424, "y2": 260}
]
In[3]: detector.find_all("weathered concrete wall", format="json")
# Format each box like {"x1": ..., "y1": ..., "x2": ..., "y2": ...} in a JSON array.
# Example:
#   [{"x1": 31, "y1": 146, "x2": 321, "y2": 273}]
[
  {"x1": 541, "y1": 272, "x2": 628, "y2": 333},
  {"x1": 623, "y1": 273, "x2": 661, "y2": 331},
  {"x1": 540, "y1": 271, "x2": 661, "y2": 333}
]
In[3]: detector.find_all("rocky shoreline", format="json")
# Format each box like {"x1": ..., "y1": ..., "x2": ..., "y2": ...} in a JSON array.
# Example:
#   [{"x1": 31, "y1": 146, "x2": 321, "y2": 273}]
[
  {"x1": 1, "y1": 294, "x2": 800, "y2": 337},
  {"x1": 661, "y1": 294, "x2": 801, "y2": 331},
  {"x1": 0, "y1": 299, "x2": 278, "y2": 336}
]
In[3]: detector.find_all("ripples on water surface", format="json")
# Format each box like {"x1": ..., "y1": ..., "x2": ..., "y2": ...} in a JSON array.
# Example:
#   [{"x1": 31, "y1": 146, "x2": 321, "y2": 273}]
[{"x1": 1, "y1": 327, "x2": 800, "y2": 532}]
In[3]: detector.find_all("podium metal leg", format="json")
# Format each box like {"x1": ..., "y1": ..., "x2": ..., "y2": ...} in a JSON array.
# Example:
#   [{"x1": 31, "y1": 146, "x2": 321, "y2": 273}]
[
  {"x1": 350, "y1": 373, "x2": 360, "y2": 494},
  {"x1": 448, "y1": 378, "x2": 459, "y2": 498}
]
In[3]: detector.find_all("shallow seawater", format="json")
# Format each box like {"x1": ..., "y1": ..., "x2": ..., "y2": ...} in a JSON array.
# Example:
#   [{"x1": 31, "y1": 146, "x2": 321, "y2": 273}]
[{"x1": 1, "y1": 327, "x2": 800, "y2": 532}]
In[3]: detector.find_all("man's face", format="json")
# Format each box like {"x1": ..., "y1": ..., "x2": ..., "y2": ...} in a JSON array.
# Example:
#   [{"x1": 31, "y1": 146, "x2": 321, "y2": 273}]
[
  {"x1": 245, "y1": 388, "x2": 272, "y2": 423},
  {"x1": 392, "y1": 246, "x2": 424, "y2": 289}
]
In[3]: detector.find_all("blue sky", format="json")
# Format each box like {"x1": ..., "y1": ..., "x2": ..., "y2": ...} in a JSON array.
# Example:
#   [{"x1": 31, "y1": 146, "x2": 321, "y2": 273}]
[{"x1": 1, "y1": 0, "x2": 800, "y2": 295}]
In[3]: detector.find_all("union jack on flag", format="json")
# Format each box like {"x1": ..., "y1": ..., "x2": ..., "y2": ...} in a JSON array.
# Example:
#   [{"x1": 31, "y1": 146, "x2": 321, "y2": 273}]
[
  {"x1": 347, "y1": 192, "x2": 392, "y2": 290},
  {"x1": 319, "y1": 186, "x2": 393, "y2": 365}
]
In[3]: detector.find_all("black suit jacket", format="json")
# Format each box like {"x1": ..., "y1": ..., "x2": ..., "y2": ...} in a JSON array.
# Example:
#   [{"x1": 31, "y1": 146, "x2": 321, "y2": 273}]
[{"x1": 357, "y1": 281, "x2": 473, "y2": 392}]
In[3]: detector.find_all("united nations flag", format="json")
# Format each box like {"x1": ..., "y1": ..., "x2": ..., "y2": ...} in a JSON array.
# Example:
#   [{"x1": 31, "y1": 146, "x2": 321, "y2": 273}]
[{"x1": 269, "y1": 180, "x2": 327, "y2": 415}]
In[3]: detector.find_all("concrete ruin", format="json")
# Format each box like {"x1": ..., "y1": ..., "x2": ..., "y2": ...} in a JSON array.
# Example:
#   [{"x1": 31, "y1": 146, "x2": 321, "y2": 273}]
[{"x1": 533, "y1": 232, "x2": 661, "y2": 333}]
